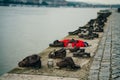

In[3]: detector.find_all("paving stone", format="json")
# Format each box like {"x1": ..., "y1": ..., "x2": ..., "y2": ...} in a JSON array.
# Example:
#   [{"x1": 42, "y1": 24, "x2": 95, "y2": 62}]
[
  {"x1": 90, "y1": 61, "x2": 100, "y2": 70},
  {"x1": 112, "y1": 55, "x2": 120, "y2": 59},
  {"x1": 112, "y1": 66, "x2": 120, "y2": 70},
  {"x1": 112, "y1": 69, "x2": 120, "y2": 75},
  {"x1": 101, "y1": 64, "x2": 110, "y2": 69},
  {"x1": 104, "y1": 51, "x2": 110, "y2": 55},
  {"x1": 94, "y1": 57, "x2": 101, "y2": 61},
  {"x1": 112, "y1": 73, "x2": 120, "y2": 80},
  {"x1": 101, "y1": 59, "x2": 110, "y2": 62},
  {"x1": 96, "y1": 53, "x2": 103, "y2": 57},
  {"x1": 89, "y1": 69, "x2": 99, "y2": 77},
  {"x1": 95, "y1": 53, "x2": 103, "y2": 57},
  {"x1": 91, "y1": 65, "x2": 100, "y2": 70},
  {"x1": 98, "y1": 45, "x2": 104, "y2": 50},
  {"x1": 111, "y1": 58, "x2": 120, "y2": 61},
  {"x1": 95, "y1": 50, "x2": 103, "y2": 59},
  {"x1": 100, "y1": 68, "x2": 110, "y2": 72},
  {"x1": 92, "y1": 60, "x2": 101, "y2": 65},
  {"x1": 99, "y1": 76, "x2": 109, "y2": 80},
  {"x1": 102, "y1": 57, "x2": 110, "y2": 60},
  {"x1": 111, "y1": 62, "x2": 120, "y2": 67},
  {"x1": 102, "y1": 59, "x2": 110, "y2": 62},
  {"x1": 88, "y1": 76, "x2": 98, "y2": 80},
  {"x1": 102, "y1": 54, "x2": 110, "y2": 58}
]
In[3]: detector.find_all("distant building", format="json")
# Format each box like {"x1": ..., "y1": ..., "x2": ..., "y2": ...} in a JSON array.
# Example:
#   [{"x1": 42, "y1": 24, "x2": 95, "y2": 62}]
[
  {"x1": 26, "y1": 0, "x2": 42, "y2": 4},
  {"x1": 0, "y1": 0, "x2": 66, "y2": 5},
  {"x1": 44, "y1": 0, "x2": 67, "y2": 6},
  {"x1": 13, "y1": 0, "x2": 43, "y2": 4},
  {"x1": 16, "y1": 0, "x2": 26, "y2": 3},
  {"x1": 21, "y1": 0, "x2": 27, "y2": 3}
]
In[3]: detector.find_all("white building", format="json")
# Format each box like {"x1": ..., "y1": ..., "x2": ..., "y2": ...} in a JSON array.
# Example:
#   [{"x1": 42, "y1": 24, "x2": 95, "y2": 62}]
[
  {"x1": 26, "y1": 0, "x2": 42, "y2": 4},
  {"x1": 44, "y1": 0, "x2": 67, "y2": 6}
]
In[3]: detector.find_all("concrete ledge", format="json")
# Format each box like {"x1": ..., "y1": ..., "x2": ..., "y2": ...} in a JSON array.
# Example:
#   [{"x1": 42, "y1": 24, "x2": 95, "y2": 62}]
[{"x1": 0, "y1": 73, "x2": 79, "y2": 80}]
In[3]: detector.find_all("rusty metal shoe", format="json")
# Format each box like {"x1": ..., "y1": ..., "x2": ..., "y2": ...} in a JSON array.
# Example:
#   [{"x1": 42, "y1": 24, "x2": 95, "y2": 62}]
[
  {"x1": 48, "y1": 48, "x2": 66, "y2": 59},
  {"x1": 68, "y1": 29, "x2": 81, "y2": 35},
  {"x1": 49, "y1": 40, "x2": 64, "y2": 47}
]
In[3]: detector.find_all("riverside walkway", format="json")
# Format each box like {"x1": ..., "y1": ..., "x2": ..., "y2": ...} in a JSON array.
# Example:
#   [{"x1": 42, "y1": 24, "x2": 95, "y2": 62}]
[
  {"x1": 0, "y1": 9, "x2": 120, "y2": 80},
  {"x1": 89, "y1": 9, "x2": 120, "y2": 80}
]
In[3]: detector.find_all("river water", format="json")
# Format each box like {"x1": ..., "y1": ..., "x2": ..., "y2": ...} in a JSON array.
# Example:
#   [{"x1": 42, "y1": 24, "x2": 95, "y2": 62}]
[{"x1": 0, "y1": 6, "x2": 102, "y2": 75}]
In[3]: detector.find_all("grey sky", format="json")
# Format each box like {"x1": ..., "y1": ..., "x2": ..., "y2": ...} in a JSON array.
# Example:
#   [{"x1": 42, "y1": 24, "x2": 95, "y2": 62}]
[{"x1": 67, "y1": 0, "x2": 120, "y2": 4}]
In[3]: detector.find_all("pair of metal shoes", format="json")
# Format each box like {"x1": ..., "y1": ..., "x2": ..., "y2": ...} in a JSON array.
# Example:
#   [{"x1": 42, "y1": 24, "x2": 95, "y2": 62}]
[
  {"x1": 56, "y1": 57, "x2": 81, "y2": 70},
  {"x1": 68, "y1": 27, "x2": 88, "y2": 35},
  {"x1": 69, "y1": 47, "x2": 90, "y2": 58},
  {"x1": 68, "y1": 29, "x2": 81, "y2": 35},
  {"x1": 69, "y1": 47, "x2": 85, "y2": 52},
  {"x1": 72, "y1": 48, "x2": 90, "y2": 58},
  {"x1": 78, "y1": 32, "x2": 99, "y2": 40},
  {"x1": 49, "y1": 40, "x2": 64, "y2": 47},
  {"x1": 73, "y1": 52, "x2": 90, "y2": 58},
  {"x1": 48, "y1": 48, "x2": 66, "y2": 59},
  {"x1": 18, "y1": 54, "x2": 42, "y2": 68}
]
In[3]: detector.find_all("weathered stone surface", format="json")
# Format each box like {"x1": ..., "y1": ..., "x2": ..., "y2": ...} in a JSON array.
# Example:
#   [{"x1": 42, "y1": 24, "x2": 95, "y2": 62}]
[
  {"x1": 101, "y1": 62, "x2": 110, "y2": 69},
  {"x1": 99, "y1": 76, "x2": 109, "y2": 80}
]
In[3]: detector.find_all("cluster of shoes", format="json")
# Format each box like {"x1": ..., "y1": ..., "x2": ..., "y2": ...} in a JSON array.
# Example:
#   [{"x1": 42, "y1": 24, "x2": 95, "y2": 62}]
[
  {"x1": 47, "y1": 47, "x2": 90, "y2": 70},
  {"x1": 18, "y1": 39, "x2": 89, "y2": 70},
  {"x1": 18, "y1": 10, "x2": 112, "y2": 70},
  {"x1": 68, "y1": 10, "x2": 112, "y2": 40},
  {"x1": 17, "y1": 48, "x2": 90, "y2": 70}
]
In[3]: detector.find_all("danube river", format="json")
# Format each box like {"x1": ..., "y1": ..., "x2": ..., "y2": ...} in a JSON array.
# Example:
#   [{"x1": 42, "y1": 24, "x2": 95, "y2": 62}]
[{"x1": 0, "y1": 6, "x2": 102, "y2": 75}]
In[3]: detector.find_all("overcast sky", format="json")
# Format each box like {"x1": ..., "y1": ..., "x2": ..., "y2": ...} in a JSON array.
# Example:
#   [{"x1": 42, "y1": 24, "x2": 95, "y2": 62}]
[{"x1": 66, "y1": 0, "x2": 120, "y2": 4}]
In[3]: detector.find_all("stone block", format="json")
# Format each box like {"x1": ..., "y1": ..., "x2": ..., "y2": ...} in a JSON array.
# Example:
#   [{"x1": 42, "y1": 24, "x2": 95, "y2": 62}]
[
  {"x1": 89, "y1": 69, "x2": 99, "y2": 76},
  {"x1": 99, "y1": 76, "x2": 109, "y2": 80}
]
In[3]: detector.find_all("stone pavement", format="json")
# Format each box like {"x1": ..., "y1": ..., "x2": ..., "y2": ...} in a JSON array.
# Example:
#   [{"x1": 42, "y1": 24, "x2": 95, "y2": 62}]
[{"x1": 88, "y1": 10, "x2": 120, "y2": 80}]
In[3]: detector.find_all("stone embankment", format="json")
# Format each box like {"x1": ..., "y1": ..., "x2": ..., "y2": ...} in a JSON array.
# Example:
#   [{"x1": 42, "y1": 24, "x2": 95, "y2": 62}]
[{"x1": 1, "y1": 9, "x2": 118, "y2": 80}]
